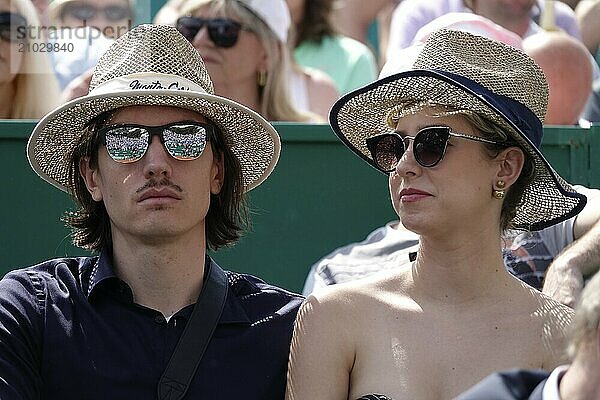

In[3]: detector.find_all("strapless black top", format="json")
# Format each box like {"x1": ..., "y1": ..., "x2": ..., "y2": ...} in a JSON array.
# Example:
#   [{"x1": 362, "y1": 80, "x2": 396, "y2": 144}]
[{"x1": 356, "y1": 395, "x2": 393, "y2": 400}]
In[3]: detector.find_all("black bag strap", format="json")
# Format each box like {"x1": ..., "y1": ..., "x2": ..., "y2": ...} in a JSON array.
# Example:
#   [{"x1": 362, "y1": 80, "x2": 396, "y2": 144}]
[{"x1": 158, "y1": 259, "x2": 229, "y2": 400}]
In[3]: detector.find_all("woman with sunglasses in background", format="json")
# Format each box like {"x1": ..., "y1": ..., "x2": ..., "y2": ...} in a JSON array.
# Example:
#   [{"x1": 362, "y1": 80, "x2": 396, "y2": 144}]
[
  {"x1": 286, "y1": 29, "x2": 584, "y2": 400},
  {"x1": 0, "y1": 0, "x2": 60, "y2": 118},
  {"x1": 171, "y1": 0, "x2": 338, "y2": 122}
]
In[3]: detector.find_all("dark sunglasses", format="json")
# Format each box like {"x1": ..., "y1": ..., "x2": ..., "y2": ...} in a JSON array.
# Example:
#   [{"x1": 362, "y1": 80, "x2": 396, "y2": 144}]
[
  {"x1": 176, "y1": 16, "x2": 248, "y2": 48},
  {"x1": 366, "y1": 126, "x2": 503, "y2": 172},
  {"x1": 0, "y1": 12, "x2": 27, "y2": 43},
  {"x1": 99, "y1": 121, "x2": 214, "y2": 164},
  {"x1": 62, "y1": 3, "x2": 132, "y2": 22}
]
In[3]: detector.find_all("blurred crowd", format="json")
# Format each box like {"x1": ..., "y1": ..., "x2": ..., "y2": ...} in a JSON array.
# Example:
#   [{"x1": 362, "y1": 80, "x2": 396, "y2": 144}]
[{"x1": 1, "y1": 0, "x2": 600, "y2": 123}]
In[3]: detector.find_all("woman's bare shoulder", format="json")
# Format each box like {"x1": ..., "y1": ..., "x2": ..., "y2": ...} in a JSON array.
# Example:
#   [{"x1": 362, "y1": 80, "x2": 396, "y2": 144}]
[{"x1": 308, "y1": 268, "x2": 415, "y2": 316}]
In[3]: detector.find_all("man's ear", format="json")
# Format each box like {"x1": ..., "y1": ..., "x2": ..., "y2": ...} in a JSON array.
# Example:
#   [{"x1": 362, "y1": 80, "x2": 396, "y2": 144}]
[
  {"x1": 210, "y1": 151, "x2": 225, "y2": 195},
  {"x1": 79, "y1": 157, "x2": 103, "y2": 202},
  {"x1": 494, "y1": 147, "x2": 525, "y2": 188}
]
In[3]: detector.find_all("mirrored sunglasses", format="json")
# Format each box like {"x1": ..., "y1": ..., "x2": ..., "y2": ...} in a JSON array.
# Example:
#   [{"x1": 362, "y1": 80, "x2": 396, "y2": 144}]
[
  {"x1": 366, "y1": 126, "x2": 503, "y2": 172},
  {"x1": 62, "y1": 3, "x2": 131, "y2": 22},
  {"x1": 99, "y1": 122, "x2": 214, "y2": 163},
  {"x1": 176, "y1": 16, "x2": 248, "y2": 48},
  {"x1": 0, "y1": 12, "x2": 27, "y2": 43}
]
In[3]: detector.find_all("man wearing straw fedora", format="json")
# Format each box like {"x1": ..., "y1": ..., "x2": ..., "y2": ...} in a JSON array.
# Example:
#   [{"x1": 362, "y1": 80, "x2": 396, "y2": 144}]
[{"x1": 0, "y1": 24, "x2": 302, "y2": 399}]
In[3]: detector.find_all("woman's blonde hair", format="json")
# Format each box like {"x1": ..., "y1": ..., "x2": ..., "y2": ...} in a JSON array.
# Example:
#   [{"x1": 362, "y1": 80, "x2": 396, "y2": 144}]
[
  {"x1": 9, "y1": 0, "x2": 61, "y2": 119},
  {"x1": 178, "y1": 0, "x2": 310, "y2": 122}
]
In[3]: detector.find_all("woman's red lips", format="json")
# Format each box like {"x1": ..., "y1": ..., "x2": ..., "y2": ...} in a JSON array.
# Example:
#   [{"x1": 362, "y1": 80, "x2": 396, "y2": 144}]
[{"x1": 399, "y1": 188, "x2": 432, "y2": 202}]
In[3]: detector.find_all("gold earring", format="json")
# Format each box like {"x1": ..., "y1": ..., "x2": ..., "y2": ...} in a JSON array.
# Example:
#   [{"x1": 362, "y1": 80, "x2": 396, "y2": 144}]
[
  {"x1": 493, "y1": 180, "x2": 505, "y2": 199},
  {"x1": 257, "y1": 70, "x2": 267, "y2": 87}
]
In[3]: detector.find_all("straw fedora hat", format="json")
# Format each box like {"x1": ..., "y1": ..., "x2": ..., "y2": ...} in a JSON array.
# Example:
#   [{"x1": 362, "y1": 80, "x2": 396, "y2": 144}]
[
  {"x1": 329, "y1": 28, "x2": 586, "y2": 231},
  {"x1": 27, "y1": 24, "x2": 280, "y2": 193}
]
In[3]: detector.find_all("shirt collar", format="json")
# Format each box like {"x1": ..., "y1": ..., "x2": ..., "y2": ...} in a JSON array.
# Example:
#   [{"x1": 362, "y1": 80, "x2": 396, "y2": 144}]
[
  {"x1": 83, "y1": 251, "x2": 251, "y2": 325},
  {"x1": 84, "y1": 249, "x2": 117, "y2": 299},
  {"x1": 542, "y1": 364, "x2": 570, "y2": 400}
]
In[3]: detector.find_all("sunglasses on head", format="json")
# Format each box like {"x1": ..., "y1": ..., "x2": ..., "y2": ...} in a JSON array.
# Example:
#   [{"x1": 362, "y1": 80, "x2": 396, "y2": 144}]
[
  {"x1": 176, "y1": 16, "x2": 248, "y2": 48},
  {"x1": 62, "y1": 3, "x2": 131, "y2": 22},
  {"x1": 366, "y1": 126, "x2": 503, "y2": 172},
  {"x1": 99, "y1": 121, "x2": 215, "y2": 164},
  {"x1": 0, "y1": 12, "x2": 27, "y2": 43}
]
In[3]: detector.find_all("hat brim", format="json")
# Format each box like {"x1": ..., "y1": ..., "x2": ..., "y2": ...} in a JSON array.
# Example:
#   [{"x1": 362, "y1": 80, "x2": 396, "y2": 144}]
[
  {"x1": 27, "y1": 89, "x2": 280, "y2": 193},
  {"x1": 330, "y1": 69, "x2": 586, "y2": 231}
]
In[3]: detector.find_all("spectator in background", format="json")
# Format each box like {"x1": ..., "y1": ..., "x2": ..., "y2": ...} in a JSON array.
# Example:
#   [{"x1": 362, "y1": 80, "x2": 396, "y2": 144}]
[
  {"x1": 582, "y1": 79, "x2": 600, "y2": 122},
  {"x1": 523, "y1": 31, "x2": 593, "y2": 125},
  {"x1": 286, "y1": 29, "x2": 582, "y2": 400},
  {"x1": 575, "y1": 0, "x2": 600, "y2": 57},
  {"x1": 47, "y1": 0, "x2": 133, "y2": 94},
  {"x1": 386, "y1": 0, "x2": 581, "y2": 60},
  {"x1": 172, "y1": 0, "x2": 338, "y2": 122},
  {"x1": 457, "y1": 270, "x2": 600, "y2": 400},
  {"x1": 48, "y1": 0, "x2": 134, "y2": 39},
  {"x1": 50, "y1": 29, "x2": 114, "y2": 96},
  {"x1": 332, "y1": 0, "x2": 398, "y2": 64},
  {"x1": 0, "y1": 0, "x2": 60, "y2": 118},
  {"x1": 286, "y1": 0, "x2": 378, "y2": 95}
]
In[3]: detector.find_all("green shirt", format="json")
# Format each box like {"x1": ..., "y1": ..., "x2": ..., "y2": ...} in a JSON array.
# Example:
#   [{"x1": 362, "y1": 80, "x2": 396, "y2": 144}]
[{"x1": 294, "y1": 35, "x2": 378, "y2": 95}]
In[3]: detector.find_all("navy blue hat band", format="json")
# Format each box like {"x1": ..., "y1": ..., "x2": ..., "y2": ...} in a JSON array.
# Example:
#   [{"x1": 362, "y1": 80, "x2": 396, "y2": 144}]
[{"x1": 432, "y1": 69, "x2": 543, "y2": 148}]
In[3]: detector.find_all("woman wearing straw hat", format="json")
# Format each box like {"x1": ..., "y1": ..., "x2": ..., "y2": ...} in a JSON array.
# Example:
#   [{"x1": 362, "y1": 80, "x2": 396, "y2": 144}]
[{"x1": 286, "y1": 29, "x2": 585, "y2": 400}]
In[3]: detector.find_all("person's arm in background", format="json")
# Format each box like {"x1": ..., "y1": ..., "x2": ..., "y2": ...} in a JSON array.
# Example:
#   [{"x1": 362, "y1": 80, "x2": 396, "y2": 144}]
[
  {"x1": 384, "y1": 0, "x2": 454, "y2": 63},
  {"x1": 375, "y1": 0, "x2": 400, "y2": 66},
  {"x1": 543, "y1": 189, "x2": 600, "y2": 307},
  {"x1": 333, "y1": 0, "x2": 398, "y2": 48}
]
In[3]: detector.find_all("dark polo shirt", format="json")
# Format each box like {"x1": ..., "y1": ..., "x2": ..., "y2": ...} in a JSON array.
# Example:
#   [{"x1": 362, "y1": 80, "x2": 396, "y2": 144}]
[{"x1": 0, "y1": 251, "x2": 303, "y2": 399}]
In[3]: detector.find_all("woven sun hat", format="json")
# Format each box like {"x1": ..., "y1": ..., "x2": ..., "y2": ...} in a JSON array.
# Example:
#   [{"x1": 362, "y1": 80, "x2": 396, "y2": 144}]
[
  {"x1": 27, "y1": 23, "x2": 280, "y2": 193},
  {"x1": 329, "y1": 28, "x2": 586, "y2": 231}
]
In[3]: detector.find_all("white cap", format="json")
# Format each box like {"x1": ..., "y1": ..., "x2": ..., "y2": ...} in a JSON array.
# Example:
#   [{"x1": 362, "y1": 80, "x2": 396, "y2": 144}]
[{"x1": 238, "y1": 0, "x2": 291, "y2": 43}]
